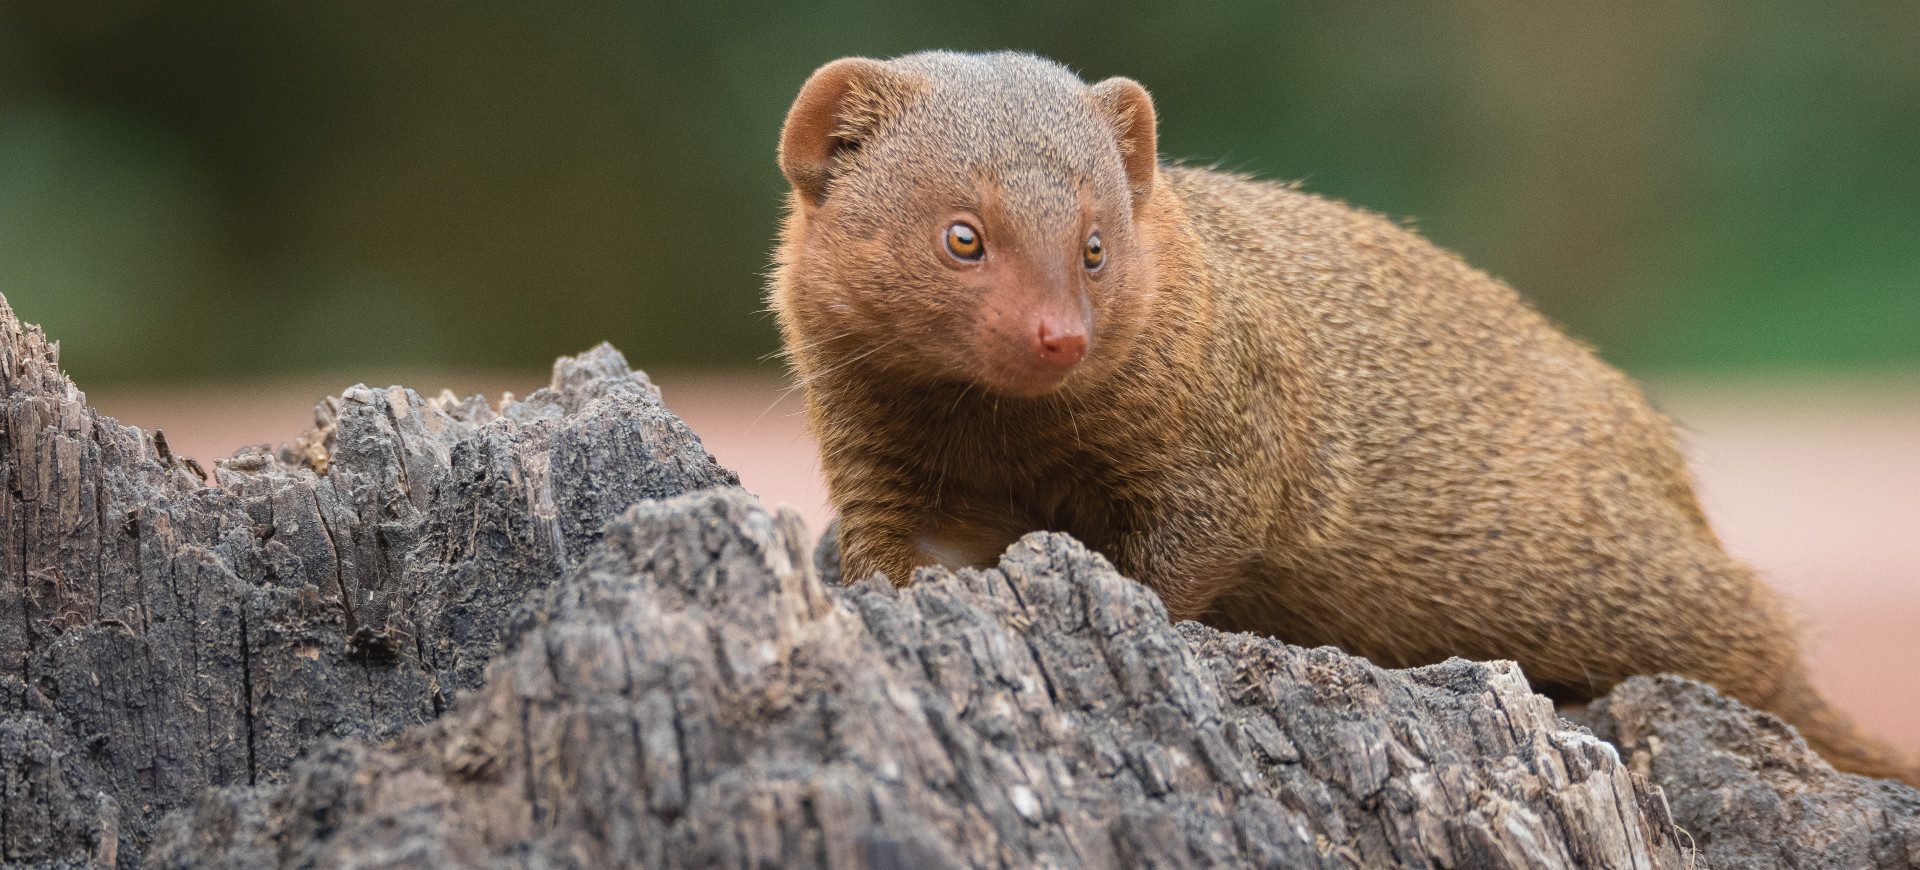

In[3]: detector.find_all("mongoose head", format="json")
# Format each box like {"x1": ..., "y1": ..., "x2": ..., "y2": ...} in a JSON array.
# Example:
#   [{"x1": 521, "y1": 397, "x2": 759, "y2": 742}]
[{"x1": 773, "y1": 51, "x2": 1159, "y2": 399}]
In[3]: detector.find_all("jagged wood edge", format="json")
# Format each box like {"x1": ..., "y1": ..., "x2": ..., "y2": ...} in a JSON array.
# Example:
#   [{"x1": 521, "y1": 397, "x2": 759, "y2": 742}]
[{"x1": 0, "y1": 292, "x2": 737, "y2": 867}]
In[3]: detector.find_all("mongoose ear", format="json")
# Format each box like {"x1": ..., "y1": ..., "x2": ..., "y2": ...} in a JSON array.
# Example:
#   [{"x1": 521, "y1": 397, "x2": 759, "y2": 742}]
[
  {"x1": 1088, "y1": 76, "x2": 1158, "y2": 207},
  {"x1": 780, "y1": 57, "x2": 918, "y2": 208}
]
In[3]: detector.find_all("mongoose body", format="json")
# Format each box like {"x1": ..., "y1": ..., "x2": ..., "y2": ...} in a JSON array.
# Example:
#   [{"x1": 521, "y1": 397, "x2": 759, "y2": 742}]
[{"x1": 769, "y1": 50, "x2": 1918, "y2": 784}]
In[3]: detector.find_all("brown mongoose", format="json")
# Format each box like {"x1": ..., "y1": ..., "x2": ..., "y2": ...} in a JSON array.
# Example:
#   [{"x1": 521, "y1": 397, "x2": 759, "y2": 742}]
[{"x1": 768, "y1": 50, "x2": 1920, "y2": 785}]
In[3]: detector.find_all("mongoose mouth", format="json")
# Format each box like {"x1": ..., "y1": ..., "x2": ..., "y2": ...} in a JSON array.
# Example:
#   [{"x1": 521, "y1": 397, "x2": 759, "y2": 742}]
[
  {"x1": 973, "y1": 316, "x2": 1089, "y2": 397},
  {"x1": 976, "y1": 365, "x2": 1078, "y2": 398}
]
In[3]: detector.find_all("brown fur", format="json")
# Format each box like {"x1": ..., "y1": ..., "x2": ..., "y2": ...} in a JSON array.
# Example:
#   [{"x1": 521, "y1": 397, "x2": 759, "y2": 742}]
[{"x1": 769, "y1": 51, "x2": 1919, "y2": 785}]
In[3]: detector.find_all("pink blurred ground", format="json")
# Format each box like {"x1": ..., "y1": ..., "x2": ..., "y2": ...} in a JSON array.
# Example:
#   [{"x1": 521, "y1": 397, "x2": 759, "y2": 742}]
[{"x1": 87, "y1": 371, "x2": 1920, "y2": 752}]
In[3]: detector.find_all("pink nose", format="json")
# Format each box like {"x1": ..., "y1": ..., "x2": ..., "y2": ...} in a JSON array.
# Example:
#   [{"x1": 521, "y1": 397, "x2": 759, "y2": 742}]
[{"x1": 1034, "y1": 321, "x2": 1088, "y2": 366}]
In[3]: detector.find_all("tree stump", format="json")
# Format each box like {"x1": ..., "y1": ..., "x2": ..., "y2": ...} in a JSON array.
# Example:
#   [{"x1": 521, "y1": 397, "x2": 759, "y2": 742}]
[{"x1": 3, "y1": 292, "x2": 1915, "y2": 868}]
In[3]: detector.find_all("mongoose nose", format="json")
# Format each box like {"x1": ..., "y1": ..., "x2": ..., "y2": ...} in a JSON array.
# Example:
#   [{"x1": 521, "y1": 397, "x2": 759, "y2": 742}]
[{"x1": 1034, "y1": 322, "x2": 1088, "y2": 366}]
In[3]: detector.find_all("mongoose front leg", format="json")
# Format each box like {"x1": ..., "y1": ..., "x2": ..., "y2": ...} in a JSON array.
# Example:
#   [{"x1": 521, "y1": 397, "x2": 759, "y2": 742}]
[
  {"x1": 838, "y1": 502, "x2": 1023, "y2": 586},
  {"x1": 832, "y1": 505, "x2": 922, "y2": 587}
]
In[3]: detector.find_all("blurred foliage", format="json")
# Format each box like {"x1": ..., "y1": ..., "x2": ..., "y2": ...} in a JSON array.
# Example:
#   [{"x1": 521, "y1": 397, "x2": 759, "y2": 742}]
[{"x1": 1, "y1": 1, "x2": 1916, "y2": 384}]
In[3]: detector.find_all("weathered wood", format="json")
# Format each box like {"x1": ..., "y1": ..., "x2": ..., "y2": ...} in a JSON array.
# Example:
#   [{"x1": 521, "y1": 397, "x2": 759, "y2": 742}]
[
  {"x1": 142, "y1": 488, "x2": 1691, "y2": 869},
  {"x1": 0, "y1": 293, "x2": 736, "y2": 866},
  {"x1": 1585, "y1": 676, "x2": 1920, "y2": 869},
  {"x1": 3, "y1": 291, "x2": 1914, "y2": 868}
]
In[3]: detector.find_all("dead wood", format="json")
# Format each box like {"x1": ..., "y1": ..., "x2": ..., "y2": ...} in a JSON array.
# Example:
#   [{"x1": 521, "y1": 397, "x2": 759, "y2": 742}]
[
  {"x1": 145, "y1": 489, "x2": 1692, "y2": 869},
  {"x1": 1, "y1": 293, "x2": 736, "y2": 866},
  {"x1": 1584, "y1": 676, "x2": 1920, "y2": 869},
  {"x1": 3, "y1": 291, "x2": 1914, "y2": 869}
]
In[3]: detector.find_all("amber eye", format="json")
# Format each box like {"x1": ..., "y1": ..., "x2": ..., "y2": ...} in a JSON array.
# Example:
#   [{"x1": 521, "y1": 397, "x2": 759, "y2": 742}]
[
  {"x1": 1083, "y1": 232, "x2": 1105, "y2": 271},
  {"x1": 944, "y1": 222, "x2": 983, "y2": 261}
]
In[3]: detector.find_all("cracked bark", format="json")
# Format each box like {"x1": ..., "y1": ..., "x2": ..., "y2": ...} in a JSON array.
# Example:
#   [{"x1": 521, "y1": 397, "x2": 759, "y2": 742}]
[
  {"x1": 0, "y1": 293, "x2": 737, "y2": 866},
  {"x1": 3, "y1": 291, "x2": 1917, "y2": 869}
]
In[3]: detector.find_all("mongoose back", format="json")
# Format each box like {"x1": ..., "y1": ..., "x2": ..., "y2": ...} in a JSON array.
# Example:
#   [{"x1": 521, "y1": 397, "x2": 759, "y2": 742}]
[{"x1": 769, "y1": 50, "x2": 1919, "y2": 785}]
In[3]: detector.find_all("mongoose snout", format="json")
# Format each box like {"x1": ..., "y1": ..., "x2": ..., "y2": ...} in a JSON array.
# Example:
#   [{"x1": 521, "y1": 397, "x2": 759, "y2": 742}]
[{"x1": 975, "y1": 267, "x2": 1093, "y2": 396}]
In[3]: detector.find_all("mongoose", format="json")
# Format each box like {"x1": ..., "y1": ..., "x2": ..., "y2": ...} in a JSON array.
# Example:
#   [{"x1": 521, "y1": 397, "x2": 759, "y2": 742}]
[{"x1": 768, "y1": 50, "x2": 1920, "y2": 785}]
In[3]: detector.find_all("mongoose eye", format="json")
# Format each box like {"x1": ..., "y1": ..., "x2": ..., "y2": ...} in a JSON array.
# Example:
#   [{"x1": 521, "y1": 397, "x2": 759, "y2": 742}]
[
  {"x1": 944, "y1": 222, "x2": 983, "y2": 261},
  {"x1": 1083, "y1": 232, "x2": 1105, "y2": 271}
]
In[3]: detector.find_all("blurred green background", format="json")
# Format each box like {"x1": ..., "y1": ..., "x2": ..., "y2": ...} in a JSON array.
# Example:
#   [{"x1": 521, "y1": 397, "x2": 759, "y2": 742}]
[{"x1": 2, "y1": 1, "x2": 1916, "y2": 386}]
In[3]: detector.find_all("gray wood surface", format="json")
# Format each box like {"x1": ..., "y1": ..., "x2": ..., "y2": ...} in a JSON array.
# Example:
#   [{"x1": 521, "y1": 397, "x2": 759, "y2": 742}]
[
  {"x1": 1, "y1": 293, "x2": 735, "y2": 866},
  {"x1": 4, "y1": 292, "x2": 1914, "y2": 868}
]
